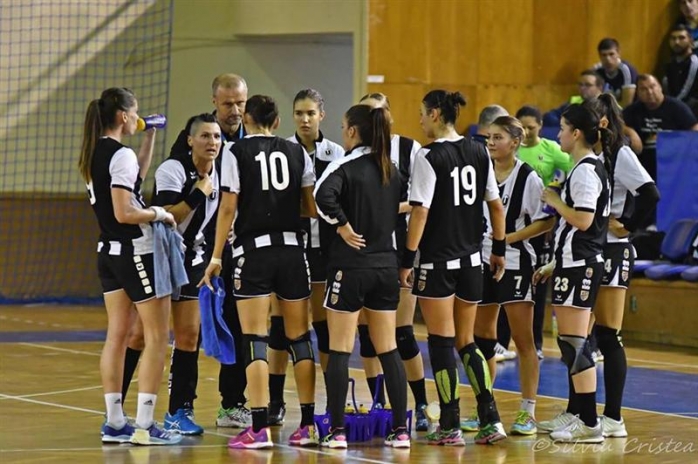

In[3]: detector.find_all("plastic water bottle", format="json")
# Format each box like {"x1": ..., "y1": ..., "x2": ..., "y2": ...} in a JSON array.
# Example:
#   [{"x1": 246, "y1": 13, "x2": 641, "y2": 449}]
[
  {"x1": 137, "y1": 114, "x2": 167, "y2": 131},
  {"x1": 542, "y1": 168, "x2": 567, "y2": 215}
]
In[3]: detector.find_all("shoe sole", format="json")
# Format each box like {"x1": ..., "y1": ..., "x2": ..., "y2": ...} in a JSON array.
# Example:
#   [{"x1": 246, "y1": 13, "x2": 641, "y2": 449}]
[
  {"x1": 552, "y1": 436, "x2": 605, "y2": 444},
  {"x1": 510, "y1": 428, "x2": 538, "y2": 436},
  {"x1": 320, "y1": 442, "x2": 347, "y2": 449},
  {"x1": 475, "y1": 435, "x2": 507, "y2": 445},
  {"x1": 164, "y1": 428, "x2": 204, "y2": 436},
  {"x1": 603, "y1": 431, "x2": 628, "y2": 438},
  {"x1": 102, "y1": 436, "x2": 132, "y2": 444},
  {"x1": 289, "y1": 440, "x2": 319, "y2": 447},
  {"x1": 385, "y1": 441, "x2": 411, "y2": 448},
  {"x1": 228, "y1": 442, "x2": 274, "y2": 449},
  {"x1": 130, "y1": 430, "x2": 183, "y2": 446}
]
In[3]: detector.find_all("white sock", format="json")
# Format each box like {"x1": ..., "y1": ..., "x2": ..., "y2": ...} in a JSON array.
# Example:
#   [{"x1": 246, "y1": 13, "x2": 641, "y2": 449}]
[
  {"x1": 136, "y1": 393, "x2": 157, "y2": 429},
  {"x1": 520, "y1": 398, "x2": 536, "y2": 417},
  {"x1": 105, "y1": 393, "x2": 126, "y2": 428}
]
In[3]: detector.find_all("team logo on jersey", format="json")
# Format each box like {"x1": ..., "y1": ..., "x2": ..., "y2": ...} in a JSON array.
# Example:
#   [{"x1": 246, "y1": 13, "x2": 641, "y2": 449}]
[
  {"x1": 580, "y1": 290, "x2": 589, "y2": 301},
  {"x1": 210, "y1": 189, "x2": 218, "y2": 200},
  {"x1": 585, "y1": 267, "x2": 593, "y2": 278},
  {"x1": 621, "y1": 271, "x2": 629, "y2": 282},
  {"x1": 238, "y1": 257, "x2": 245, "y2": 267},
  {"x1": 325, "y1": 149, "x2": 332, "y2": 156},
  {"x1": 234, "y1": 279, "x2": 241, "y2": 290},
  {"x1": 335, "y1": 270, "x2": 343, "y2": 281},
  {"x1": 331, "y1": 294, "x2": 339, "y2": 305},
  {"x1": 623, "y1": 248, "x2": 630, "y2": 259},
  {"x1": 418, "y1": 280, "x2": 426, "y2": 291},
  {"x1": 501, "y1": 194, "x2": 509, "y2": 206}
]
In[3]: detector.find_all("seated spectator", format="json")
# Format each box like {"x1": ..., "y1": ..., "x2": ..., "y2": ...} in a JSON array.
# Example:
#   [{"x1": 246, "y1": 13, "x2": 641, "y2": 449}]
[
  {"x1": 594, "y1": 38, "x2": 638, "y2": 107},
  {"x1": 543, "y1": 70, "x2": 603, "y2": 127},
  {"x1": 663, "y1": 24, "x2": 698, "y2": 117},
  {"x1": 623, "y1": 73, "x2": 698, "y2": 196},
  {"x1": 679, "y1": 0, "x2": 698, "y2": 52},
  {"x1": 473, "y1": 104, "x2": 508, "y2": 145}
]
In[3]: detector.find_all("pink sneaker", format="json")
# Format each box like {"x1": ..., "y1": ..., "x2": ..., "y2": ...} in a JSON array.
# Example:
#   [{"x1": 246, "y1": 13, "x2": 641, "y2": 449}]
[
  {"x1": 227, "y1": 426, "x2": 273, "y2": 449},
  {"x1": 384, "y1": 428, "x2": 411, "y2": 448},
  {"x1": 289, "y1": 425, "x2": 319, "y2": 447}
]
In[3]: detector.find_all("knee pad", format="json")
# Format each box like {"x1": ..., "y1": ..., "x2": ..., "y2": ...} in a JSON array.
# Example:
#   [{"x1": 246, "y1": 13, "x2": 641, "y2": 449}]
[
  {"x1": 474, "y1": 335, "x2": 498, "y2": 361},
  {"x1": 242, "y1": 334, "x2": 268, "y2": 368},
  {"x1": 312, "y1": 320, "x2": 329, "y2": 354},
  {"x1": 396, "y1": 325, "x2": 420, "y2": 361},
  {"x1": 358, "y1": 324, "x2": 377, "y2": 358},
  {"x1": 268, "y1": 316, "x2": 287, "y2": 351},
  {"x1": 287, "y1": 331, "x2": 315, "y2": 365},
  {"x1": 596, "y1": 325, "x2": 623, "y2": 355},
  {"x1": 427, "y1": 334, "x2": 457, "y2": 372},
  {"x1": 558, "y1": 335, "x2": 594, "y2": 375}
]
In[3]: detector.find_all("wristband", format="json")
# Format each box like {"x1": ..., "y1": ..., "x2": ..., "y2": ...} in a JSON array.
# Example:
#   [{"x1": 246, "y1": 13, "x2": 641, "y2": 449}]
[
  {"x1": 400, "y1": 248, "x2": 417, "y2": 269},
  {"x1": 492, "y1": 238, "x2": 506, "y2": 257},
  {"x1": 210, "y1": 257, "x2": 222, "y2": 267},
  {"x1": 150, "y1": 206, "x2": 167, "y2": 222},
  {"x1": 184, "y1": 188, "x2": 207, "y2": 209}
]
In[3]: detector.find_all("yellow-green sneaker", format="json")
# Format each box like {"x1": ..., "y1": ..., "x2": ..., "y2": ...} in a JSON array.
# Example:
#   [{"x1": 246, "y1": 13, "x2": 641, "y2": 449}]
[{"x1": 510, "y1": 410, "x2": 537, "y2": 435}]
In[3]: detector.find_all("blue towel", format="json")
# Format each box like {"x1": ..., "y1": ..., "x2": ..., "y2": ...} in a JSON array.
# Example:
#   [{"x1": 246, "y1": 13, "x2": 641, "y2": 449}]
[
  {"x1": 152, "y1": 222, "x2": 189, "y2": 299},
  {"x1": 199, "y1": 276, "x2": 236, "y2": 364}
]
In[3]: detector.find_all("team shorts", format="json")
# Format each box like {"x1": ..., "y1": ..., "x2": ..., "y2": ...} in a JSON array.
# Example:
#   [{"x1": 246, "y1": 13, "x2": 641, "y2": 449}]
[
  {"x1": 324, "y1": 267, "x2": 399, "y2": 312},
  {"x1": 601, "y1": 242, "x2": 635, "y2": 288},
  {"x1": 173, "y1": 258, "x2": 205, "y2": 301},
  {"x1": 98, "y1": 252, "x2": 157, "y2": 303},
  {"x1": 232, "y1": 246, "x2": 311, "y2": 301},
  {"x1": 481, "y1": 265, "x2": 534, "y2": 305},
  {"x1": 551, "y1": 262, "x2": 604, "y2": 310},
  {"x1": 306, "y1": 247, "x2": 328, "y2": 284},
  {"x1": 412, "y1": 265, "x2": 483, "y2": 303}
]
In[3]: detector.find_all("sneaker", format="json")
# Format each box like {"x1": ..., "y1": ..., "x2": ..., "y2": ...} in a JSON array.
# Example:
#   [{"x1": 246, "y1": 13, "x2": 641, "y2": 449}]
[
  {"x1": 537, "y1": 411, "x2": 576, "y2": 433},
  {"x1": 415, "y1": 404, "x2": 429, "y2": 432},
  {"x1": 600, "y1": 415, "x2": 628, "y2": 438},
  {"x1": 267, "y1": 401, "x2": 286, "y2": 426},
  {"x1": 494, "y1": 343, "x2": 517, "y2": 362},
  {"x1": 592, "y1": 350, "x2": 604, "y2": 363},
  {"x1": 550, "y1": 416, "x2": 604, "y2": 443},
  {"x1": 536, "y1": 349, "x2": 544, "y2": 360},
  {"x1": 426, "y1": 427, "x2": 465, "y2": 446},
  {"x1": 164, "y1": 408, "x2": 204, "y2": 436},
  {"x1": 460, "y1": 410, "x2": 480, "y2": 432},
  {"x1": 289, "y1": 425, "x2": 319, "y2": 447},
  {"x1": 130, "y1": 423, "x2": 183, "y2": 446},
  {"x1": 510, "y1": 411, "x2": 537, "y2": 435},
  {"x1": 216, "y1": 405, "x2": 251, "y2": 428},
  {"x1": 102, "y1": 422, "x2": 136, "y2": 444},
  {"x1": 475, "y1": 422, "x2": 507, "y2": 444},
  {"x1": 320, "y1": 428, "x2": 348, "y2": 449},
  {"x1": 228, "y1": 427, "x2": 273, "y2": 449},
  {"x1": 384, "y1": 428, "x2": 411, "y2": 448}
]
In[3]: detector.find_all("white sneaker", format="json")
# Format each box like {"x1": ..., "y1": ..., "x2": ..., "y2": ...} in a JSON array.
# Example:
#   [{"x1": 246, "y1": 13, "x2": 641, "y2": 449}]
[
  {"x1": 550, "y1": 416, "x2": 604, "y2": 443},
  {"x1": 537, "y1": 411, "x2": 576, "y2": 433},
  {"x1": 600, "y1": 415, "x2": 627, "y2": 438},
  {"x1": 592, "y1": 350, "x2": 604, "y2": 363},
  {"x1": 493, "y1": 343, "x2": 517, "y2": 362}
]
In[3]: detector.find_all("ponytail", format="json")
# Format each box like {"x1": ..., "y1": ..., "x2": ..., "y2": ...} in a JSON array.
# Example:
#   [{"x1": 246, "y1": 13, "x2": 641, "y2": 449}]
[
  {"x1": 79, "y1": 99, "x2": 102, "y2": 182},
  {"x1": 370, "y1": 107, "x2": 392, "y2": 185},
  {"x1": 422, "y1": 90, "x2": 467, "y2": 125},
  {"x1": 599, "y1": 126, "x2": 615, "y2": 191}
]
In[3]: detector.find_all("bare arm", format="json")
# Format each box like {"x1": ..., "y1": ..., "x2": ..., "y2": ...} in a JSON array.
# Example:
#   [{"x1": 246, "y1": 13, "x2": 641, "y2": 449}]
[
  {"x1": 506, "y1": 217, "x2": 555, "y2": 245},
  {"x1": 300, "y1": 186, "x2": 317, "y2": 218},
  {"x1": 620, "y1": 87, "x2": 636, "y2": 108},
  {"x1": 136, "y1": 129, "x2": 157, "y2": 180},
  {"x1": 198, "y1": 191, "x2": 237, "y2": 289},
  {"x1": 404, "y1": 206, "x2": 428, "y2": 253},
  {"x1": 398, "y1": 202, "x2": 412, "y2": 214},
  {"x1": 112, "y1": 188, "x2": 160, "y2": 224},
  {"x1": 624, "y1": 126, "x2": 643, "y2": 155},
  {"x1": 543, "y1": 187, "x2": 595, "y2": 230}
]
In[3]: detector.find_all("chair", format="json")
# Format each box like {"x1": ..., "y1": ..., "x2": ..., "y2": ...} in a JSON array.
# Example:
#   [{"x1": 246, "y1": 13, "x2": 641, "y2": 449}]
[{"x1": 639, "y1": 219, "x2": 698, "y2": 280}]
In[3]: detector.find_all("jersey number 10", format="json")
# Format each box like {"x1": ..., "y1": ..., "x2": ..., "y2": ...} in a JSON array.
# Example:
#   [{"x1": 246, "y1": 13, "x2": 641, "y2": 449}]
[
  {"x1": 255, "y1": 151, "x2": 290, "y2": 191},
  {"x1": 450, "y1": 165, "x2": 476, "y2": 206}
]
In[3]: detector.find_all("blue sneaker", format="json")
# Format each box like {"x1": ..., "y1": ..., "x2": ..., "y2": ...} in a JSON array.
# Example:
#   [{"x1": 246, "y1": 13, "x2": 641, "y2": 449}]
[
  {"x1": 130, "y1": 423, "x2": 183, "y2": 446},
  {"x1": 164, "y1": 408, "x2": 204, "y2": 435},
  {"x1": 102, "y1": 422, "x2": 135, "y2": 444},
  {"x1": 415, "y1": 404, "x2": 429, "y2": 432}
]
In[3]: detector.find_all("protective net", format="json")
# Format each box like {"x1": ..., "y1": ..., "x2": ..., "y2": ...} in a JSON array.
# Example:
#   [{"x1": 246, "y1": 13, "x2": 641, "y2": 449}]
[{"x1": 0, "y1": 0, "x2": 173, "y2": 303}]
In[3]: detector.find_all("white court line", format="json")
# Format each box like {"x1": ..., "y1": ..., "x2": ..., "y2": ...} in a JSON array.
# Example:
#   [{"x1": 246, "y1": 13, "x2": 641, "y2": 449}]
[
  {"x1": 19, "y1": 342, "x2": 100, "y2": 357},
  {"x1": 0, "y1": 444, "x2": 227, "y2": 453},
  {"x1": 10, "y1": 384, "x2": 105, "y2": 399},
  {"x1": 0, "y1": 393, "x2": 104, "y2": 415}
]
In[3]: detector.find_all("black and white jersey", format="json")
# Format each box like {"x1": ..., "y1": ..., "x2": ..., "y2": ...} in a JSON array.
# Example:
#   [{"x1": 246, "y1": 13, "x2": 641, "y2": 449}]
[
  {"x1": 594, "y1": 60, "x2": 638, "y2": 101},
  {"x1": 153, "y1": 151, "x2": 220, "y2": 266},
  {"x1": 604, "y1": 146, "x2": 654, "y2": 244},
  {"x1": 391, "y1": 134, "x2": 421, "y2": 251},
  {"x1": 315, "y1": 146, "x2": 401, "y2": 269},
  {"x1": 87, "y1": 137, "x2": 152, "y2": 254},
  {"x1": 286, "y1": 132, "x2": 344, "y2": 249},
  {"x1": 409, "y1": 136, "x2": 499, "y2": 268},
  {"x1": 482, "y1": 160, "x2": 551, "y2": 270},
  {"x1": 553, "y1": 154, "x2": 611, "y2": 268},
  {"x1": 220, "y1": 134, "x2": 315, "y2": 258}
]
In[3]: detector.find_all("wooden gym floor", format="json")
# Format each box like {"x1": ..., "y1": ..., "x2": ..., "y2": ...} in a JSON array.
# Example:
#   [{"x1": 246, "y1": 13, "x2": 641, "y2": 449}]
[{"x1": 0, "y1": 305, "x2": 696, "y2": 463}]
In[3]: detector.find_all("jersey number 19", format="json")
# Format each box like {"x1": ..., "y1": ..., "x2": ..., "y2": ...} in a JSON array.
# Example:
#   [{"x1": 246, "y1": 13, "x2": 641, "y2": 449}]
[
  {"x1": 255, "y1": 151, "x2": 289, "y2": 191},
  {"x1": 450, "y1": 165, "x2": 476, "y2": 206}
]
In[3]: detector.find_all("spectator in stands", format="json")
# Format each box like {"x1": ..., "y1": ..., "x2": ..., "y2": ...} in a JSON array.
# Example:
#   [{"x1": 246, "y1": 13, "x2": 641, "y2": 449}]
[
  {"x1": 474, "y1": 105, "x2": 509, "y2": 145},
  {"x1": 623, "y1": 74, "x2": 698, "y2": 185},
  {"x1": 663, "y1": 24, "x2": 698, "y2": 118},
  {"x1": 543, "y1": 70, "x2": 604, "y2": 127},
  {"x1": 594, "y1": 38, "x2": 638, "y2": 108},
  {"x1": 678, "y1": 0, "x2": 698, "y2": 52}
]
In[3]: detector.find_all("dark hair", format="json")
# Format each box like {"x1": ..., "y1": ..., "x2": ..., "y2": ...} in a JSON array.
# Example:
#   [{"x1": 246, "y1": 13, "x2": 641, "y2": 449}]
[
  {"x1": 244, "y1": 95, "x2": 278, "y2": 128},
  {"x1": 597, "y1": 37, "x2": 620, "y2": 52},
  {"x1": 580, "y1": 69, "x2": 605, "y2": 89},
  {"x1": 515, "y1": 105, "x2": 542, "y2": 124},
  {"x1": 562, "y1": 103, "x2": 613, "y2": 187},
  {"x1": 423, "y1": 90, "x2": 466, "y2": 125},
  {"x1": 671, "y1": 23, "x2": 691, "y2": 35},
  {"x1": 79, "y1": 87, "x2": 136, "y2": 182},
  {"x1": 359, "y1": 92, "x2": 391, "y2": 110},
  {"x1": 293, "y1": 88, "x2": 325, "y2": 113},
  {"x1": 583, "y1": 94, "x2": 625, "y2": 157},
  {"x1": 344, "y1": 105, "x2": 392, "y2": 185},
  {"x1": 188, "y1": 113, "x2": 219, "y2": 136},
  {"x1": 636, "y1": 73, "x2": 660, "y2": 86}
]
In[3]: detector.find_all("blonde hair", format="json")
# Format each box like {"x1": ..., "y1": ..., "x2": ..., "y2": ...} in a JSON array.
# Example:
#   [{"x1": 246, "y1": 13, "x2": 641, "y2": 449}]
[{"x1": 492, "y1": 116, "x2": 525, "y2": 149}]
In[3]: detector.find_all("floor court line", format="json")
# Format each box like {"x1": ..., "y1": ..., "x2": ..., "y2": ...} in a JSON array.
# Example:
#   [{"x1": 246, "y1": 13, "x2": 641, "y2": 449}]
[
  {"x1": 19, "y1": 342, "x2": 100, "y2": 356},
  {"x1": 0, "y1": 444, "x2": 228, "y2": 453}
]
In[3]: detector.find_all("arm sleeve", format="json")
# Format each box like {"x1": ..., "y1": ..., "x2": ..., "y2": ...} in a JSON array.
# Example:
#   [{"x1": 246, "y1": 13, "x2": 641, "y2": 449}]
[
  {"x1": 614, "y1": 146, "x2": 654, "y2": 193},
  {"x1": 153, "y1": 160, "x2": 186, "y2": 206},
  {"x1": 408, "y1": 148, "x2": 437, "y2": 208},
  {"x1": 109, "y1": 148, "x2": 139, "y2": 191},
  {"x1": 569, "y1": 164, "x2": 602, "y2": 212},
  {"x1": 406, "y1": 139, "x2": 422, "y2": 199},
  {"x1": 220, "y1": 142, "x2": 240, "y2": 194},
  {"x1": 301, "y1": 146, "x2": 316, "y2": 188},
  {"x1": 484, "y1": 154, "x2": 499, "y2": 202},
  {"x1": 314, "y1": 161, "x2": 348, "y2": 226},
  {"x1": 676, "y1": 101, "x2": 698, "y2": 129},
  {"x1": 621, "y1": 62, "x2": 637, "y2": 89}
]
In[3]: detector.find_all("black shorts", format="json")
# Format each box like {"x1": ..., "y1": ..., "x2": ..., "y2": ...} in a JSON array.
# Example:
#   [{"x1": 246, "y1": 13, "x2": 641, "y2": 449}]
[
  {"x1": 98, "y1": 252, "x2": 157, "y2": 303},
  {"x1": 551, "y1": 263, "x2": 604, "y2": 310},
  {"x1": 481, "y1": 266, "x2": 534, "y2": 305},
  {"x1": 306, "y1": 247, "x2": 328, "y2": 283},
  {"x1": 174, "y1": 258, "x2": 205, "y2": 301},
  {"x1": 232, "y1": 246, "x2": 311, "y2": 301},
  {"x1": 412, "y1": 265, "x2": 483, "y2": 303},
  {"x1": 324, "y1": 267, "x2": 399, "y2": 312},
  {"x1": 601, "y1": 242, "x2": 635, "y2": 288}
]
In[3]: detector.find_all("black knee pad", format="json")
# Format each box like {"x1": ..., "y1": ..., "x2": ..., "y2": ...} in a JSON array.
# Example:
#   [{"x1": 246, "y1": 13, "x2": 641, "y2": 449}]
[
  {"x1": 358, "y1": 324, "x2": 377, "y2": 358},
  {"x1": 596, "y1": 325, "x2": 623, "y2": 355},
  {"x1": 427, "y1": 334, "x2": 457, "y2": 372},
  {"x1": 312, "y1": 320, "x2": 329, "y2": 354},
  {"x1": 287, "y1": 331, "x2": 315, "y2": 365},
  {"x1": 396, "y1": 325, "x2": 420, "y2": 360},
  {"x1": 242, "y1": 334, "x2": 269, "y2": 368},
  {"x1": 558, "y1": 335, "x2": 594, "y2": 375},
  {"x1": 268, "y1": 316, "x2": 287, "y2": 351},
  {"x1": 474, "y1": 336, "x2": 498, "y2": 361}
]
